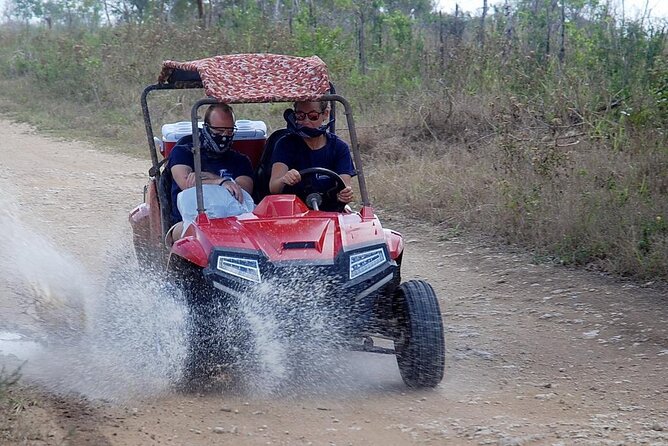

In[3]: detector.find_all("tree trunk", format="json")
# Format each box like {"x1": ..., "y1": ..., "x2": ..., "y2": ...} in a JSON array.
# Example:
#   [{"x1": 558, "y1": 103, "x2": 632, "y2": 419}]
[
  {"x1": 479, "y1": 0, "x2": 488, "y2": 48},
  {"x1": 559, "y1": 0, "x2": 565, "y2": 63},
  {"x1": 102, "y1": 0, "x2": 112, "y2": 25},
  {"x1": 358, "y1": 10, "x2": 367, "y2": 75},
  {"x1": 502, "y1": 0, "x2": 514, "y2": 62},
  {"x1": 545, "y1": 0, "x2": 552, "y2": 57},
  {"x1": 439, "y1": 11, "x2": 446, "y2": 72},
  {"x1": 196, "y1": 0, "x2": 204, "y2": 26},
  {"x1": 274, "y1": 0, "x2": 281, "y2": 20},
  {"x1": 455, "y1": 4, "x2": 462, "y2": 43},
  {"x1": 308, "y1": 0, "x2": 316, "y2": 28}
]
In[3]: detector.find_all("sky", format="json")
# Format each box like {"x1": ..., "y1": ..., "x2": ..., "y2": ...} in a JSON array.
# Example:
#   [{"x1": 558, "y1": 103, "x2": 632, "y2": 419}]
[{"x1": 435, "y1": 0, "x2": 668, "y2": 19}]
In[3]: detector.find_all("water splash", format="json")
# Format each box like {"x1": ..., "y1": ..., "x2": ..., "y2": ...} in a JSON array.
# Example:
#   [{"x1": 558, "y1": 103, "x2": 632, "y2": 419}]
[
  {"x1": 229, "y1": 269, "x2": 356, "y2": 396},
  {"x1": 0, "y1": 189, "x2": 397, "y2": 400},
  {"x1": 0, "y1": 192, "x2": 188, "y2": 401}
]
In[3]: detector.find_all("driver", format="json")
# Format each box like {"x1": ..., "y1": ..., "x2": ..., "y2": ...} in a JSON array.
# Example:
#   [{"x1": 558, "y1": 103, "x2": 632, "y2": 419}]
[
  {"x1": 268, "y1": 100, "x2": 355, "y2": 210},
  {"x1": 167, "y1": 103, "x2": 254, "y2": 242}
]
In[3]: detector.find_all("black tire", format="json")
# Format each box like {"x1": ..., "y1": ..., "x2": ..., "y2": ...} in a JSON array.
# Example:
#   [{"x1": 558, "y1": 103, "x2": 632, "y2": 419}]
[
  {"x1": 171, "y1": 258, "x2": 254, "y2": 390},
  {"x1": 169, "y1": 260, "x2": 218, "y2": 388},
  {"x1": 394, "y1": 280, "x2": 445, "y2": 388}
]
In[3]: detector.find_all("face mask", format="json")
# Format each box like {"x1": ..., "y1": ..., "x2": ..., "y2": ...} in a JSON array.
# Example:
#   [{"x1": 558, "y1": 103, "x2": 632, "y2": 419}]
[
  {"x1": 284, "y1": 109, "x2": 332, "y2": 138},
  {"x1": 201, "y1": 124, "x2": 234, "y2": 155}
]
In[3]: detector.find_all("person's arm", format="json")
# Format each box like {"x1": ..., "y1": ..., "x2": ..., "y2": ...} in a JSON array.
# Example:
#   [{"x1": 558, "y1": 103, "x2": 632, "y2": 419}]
[
  {"x1": 171, "y1": 164, "x2": 193, "y2": 190},
  {"x1": 337, "y1": 174, "x2": 354, "y2": 203},
  {"x1": 217, "y1": 175, "x2": 252, "y2": 204},
  {"x1": 332, "y1": 139, "x2": 356, "y2": 203},
  {"x1": 174, "y1": 169, "x2": 223, "y2": 189},
  {"x1": 235, "y1": 175, "x2": 253, "y2": 194},
  {"x1": 269, "y1": 136, "x2": 302, "y2": 194},
  {"x1": 169, "y1": 144, "x2": 200, "y2": 189},
  {"x1": 269, "y1": 163, "x2": 301, "y2": 194},
  {"x1": 216, "y1": 154, "x2": 255, "y2": 204}
]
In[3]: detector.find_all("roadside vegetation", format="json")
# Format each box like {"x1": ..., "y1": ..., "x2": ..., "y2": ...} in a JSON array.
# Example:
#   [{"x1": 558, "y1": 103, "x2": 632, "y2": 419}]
[
  {"x1": 0, "y1": 0, "x2": 666, "y2": 279},
  {"x1": 0, "y1": 367, "x2": 20, "y2": 400},
  {"x1": 0, "y1": 367, "x2": 21, "y2": 442}
]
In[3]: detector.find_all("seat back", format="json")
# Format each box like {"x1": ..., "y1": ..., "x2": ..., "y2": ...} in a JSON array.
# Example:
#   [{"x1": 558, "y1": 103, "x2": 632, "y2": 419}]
[
  {"x1": 252, "y1": 128, "x2": 290, "y2": 203},
  {"x1": 157, "y1": 163, "x2": 175, "y2": 236}
]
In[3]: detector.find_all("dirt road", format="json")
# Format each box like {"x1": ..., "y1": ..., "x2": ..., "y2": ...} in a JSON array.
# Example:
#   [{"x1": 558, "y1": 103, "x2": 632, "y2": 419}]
[{"x1": 0, "y1": 119, "x2": 667, "y2": 445}]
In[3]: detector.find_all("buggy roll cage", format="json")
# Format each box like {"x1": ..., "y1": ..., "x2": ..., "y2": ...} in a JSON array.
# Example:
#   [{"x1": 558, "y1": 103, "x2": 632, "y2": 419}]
[{"x1": 140, "y1": 82, "x2": 371, "y2": 238}]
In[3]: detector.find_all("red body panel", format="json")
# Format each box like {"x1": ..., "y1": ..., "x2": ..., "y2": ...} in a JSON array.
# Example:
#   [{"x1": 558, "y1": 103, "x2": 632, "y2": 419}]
[
  {"x1": 384, "y1": 229, "x2": 404, "y2": 261},
  {"x1": 169, "y1": 195, "x2": 400, "y2": 264},
  {"x1": 232, "y1": 139, "x2": 264, "y2": 170},
  {"x1": 171, "y1": 236, "x2": 209, "y2": 267},
  {"x1": 161, "y1": 140, "x2": 177, "y2": 158},
  {"x1": 129, "y1": 180, "x2": 163, "y2": 261}
]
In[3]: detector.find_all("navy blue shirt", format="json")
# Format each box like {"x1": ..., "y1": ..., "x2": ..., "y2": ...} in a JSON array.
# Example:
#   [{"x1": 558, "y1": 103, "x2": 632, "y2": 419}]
[
  {"x1": 271, "y1": 133, "x2": 356, "y2": 198},
  {"x1": 167, "y1": 135, "x2": 254, "y2": 224}
]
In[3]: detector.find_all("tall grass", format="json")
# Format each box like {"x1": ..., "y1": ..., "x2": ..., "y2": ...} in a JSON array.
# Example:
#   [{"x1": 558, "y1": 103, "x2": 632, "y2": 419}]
[
  {"x1": 363, "y1": 86, "x2": 668, "y2": 278},
  {"x1": 0, "y1": 19, "x2": 665, "y2": 279}
]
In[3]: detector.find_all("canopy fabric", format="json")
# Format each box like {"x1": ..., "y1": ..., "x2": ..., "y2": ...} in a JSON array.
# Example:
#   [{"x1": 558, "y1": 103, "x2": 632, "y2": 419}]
[{"x1": 157, "y1": 53, "x2": 330, "y2": 103}]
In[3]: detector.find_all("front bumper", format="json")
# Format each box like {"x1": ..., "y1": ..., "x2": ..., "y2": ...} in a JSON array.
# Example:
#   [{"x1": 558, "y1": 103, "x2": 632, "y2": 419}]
[{"x1": 201, "y1": 244, "x2": 399, "y2": 327}]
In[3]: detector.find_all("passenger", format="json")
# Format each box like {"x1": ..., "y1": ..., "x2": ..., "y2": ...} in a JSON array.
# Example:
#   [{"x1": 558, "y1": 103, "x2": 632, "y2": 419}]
[
  {"x1": 167, "y1": 103, "x2": 254, "y2": 243},
  {"x1": 268, "y1": 100, "x2": 355, "y2": 210}
]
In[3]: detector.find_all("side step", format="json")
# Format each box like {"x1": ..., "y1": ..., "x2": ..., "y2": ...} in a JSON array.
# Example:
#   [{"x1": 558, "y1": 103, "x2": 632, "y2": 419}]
[{"x1": 349, "y1": 337, "x2": 396, "y2": 355}]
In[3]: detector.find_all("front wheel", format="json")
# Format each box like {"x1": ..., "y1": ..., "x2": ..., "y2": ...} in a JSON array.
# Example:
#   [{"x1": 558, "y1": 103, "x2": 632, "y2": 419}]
[{"x1": 394, "y1": 280, "x2": 445, "y2": 388}]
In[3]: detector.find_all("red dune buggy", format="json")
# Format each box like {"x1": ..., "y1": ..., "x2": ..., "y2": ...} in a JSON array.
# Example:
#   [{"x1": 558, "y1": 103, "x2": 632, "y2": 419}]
[{"x1": 129, "y1": 54, "x2": 445, "y2": 388}]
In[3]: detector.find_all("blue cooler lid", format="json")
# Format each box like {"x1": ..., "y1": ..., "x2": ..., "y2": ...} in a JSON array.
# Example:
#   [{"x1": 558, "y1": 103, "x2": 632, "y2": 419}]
[
  {"x1": 161, "y1": 120, "x2": 267, "y2": 142},
  {"x1": 233, "y1": 120, "x2": 267, "y2": 140},
  {"x1": 161, "y1": 121, "x2": 202, "y2": 142}
]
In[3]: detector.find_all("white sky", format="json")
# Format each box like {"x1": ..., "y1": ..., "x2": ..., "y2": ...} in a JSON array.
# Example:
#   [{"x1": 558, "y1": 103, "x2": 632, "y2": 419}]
[{"x1": 436, "y1": 0, "x2": 668, "y2": 19}]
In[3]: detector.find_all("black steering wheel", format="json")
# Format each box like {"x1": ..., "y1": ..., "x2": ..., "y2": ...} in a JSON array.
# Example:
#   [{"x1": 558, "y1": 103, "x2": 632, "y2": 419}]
[{"x1": 298, "y1": 167, "x2": 347, "y2": 212}]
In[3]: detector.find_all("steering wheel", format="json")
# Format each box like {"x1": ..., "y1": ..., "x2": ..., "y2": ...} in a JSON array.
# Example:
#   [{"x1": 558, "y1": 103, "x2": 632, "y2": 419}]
[{"x1": 298, "y1": 167, "x2": 347, "y2": 212}]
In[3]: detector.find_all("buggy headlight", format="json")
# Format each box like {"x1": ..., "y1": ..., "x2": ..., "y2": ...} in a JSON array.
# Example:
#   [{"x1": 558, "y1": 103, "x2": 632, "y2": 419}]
[
  {"x1": 349, "y1": 248, "x2": 387, "y2": 280},
  {"x1": 217, "y1": 256, "x2": 262, "y2": 283}
]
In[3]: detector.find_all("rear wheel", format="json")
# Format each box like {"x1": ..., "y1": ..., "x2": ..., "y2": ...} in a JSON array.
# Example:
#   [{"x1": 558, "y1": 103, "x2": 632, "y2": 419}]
[{"x1": 394, "y1": 280, "x2": 445, "y2": 388}]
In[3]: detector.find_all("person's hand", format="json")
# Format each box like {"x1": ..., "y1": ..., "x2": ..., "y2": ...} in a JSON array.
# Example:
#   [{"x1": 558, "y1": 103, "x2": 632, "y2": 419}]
[
  {"x1": 185, "y1": 172, "x2": 198, "y2": 188},
  {"x1": 337, "y1": 186, "x2": 354, "y2": 203},
  {"x1": 222, "y1": 180, "x2": 244, "y2": 203},
  {"x1": 185, "y1": 171, "x2": 219, "y2": 188},
  {"x1": 281, "y1": 169, "x2": 301, "y2": 186}
]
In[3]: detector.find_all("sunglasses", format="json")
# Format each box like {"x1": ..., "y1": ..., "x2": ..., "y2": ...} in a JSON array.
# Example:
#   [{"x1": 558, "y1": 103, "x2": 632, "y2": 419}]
[
  {"x1": 294, "y1": 110, "x2": 324, "y2": 122},
  {"x1": 206, "y1": 124, "x2": 236, "y2": 136}
]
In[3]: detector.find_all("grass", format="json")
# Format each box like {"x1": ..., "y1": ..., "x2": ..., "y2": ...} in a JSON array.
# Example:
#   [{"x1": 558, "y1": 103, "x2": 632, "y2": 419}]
[
  {"x1": 0, "y1": 366, "x2": 21, "y2": 443},
  {"x1": 0, "y1": 22, "x2": 665, "y2": 280},
  {"x1": 0, "y1": 367, "x2": 20, "y2": 401},
  {"x1": 363, "y1": 91, "x2": 668, "y2": 279}
]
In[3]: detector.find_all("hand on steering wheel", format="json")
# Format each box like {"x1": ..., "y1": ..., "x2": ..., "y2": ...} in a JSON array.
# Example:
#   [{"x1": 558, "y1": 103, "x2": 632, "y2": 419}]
[{"x1": 297, "y1": 167, "x2": 347, "y2": 212}]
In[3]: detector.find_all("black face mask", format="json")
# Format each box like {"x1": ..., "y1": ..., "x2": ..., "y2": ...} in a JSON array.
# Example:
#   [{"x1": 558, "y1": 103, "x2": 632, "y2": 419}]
[
  {"x1": 201, "y1": 124, "x2": 234, "y2": 155},
  {"x1": 284, "y1": 109, "x2": 333, "y2": 138}
]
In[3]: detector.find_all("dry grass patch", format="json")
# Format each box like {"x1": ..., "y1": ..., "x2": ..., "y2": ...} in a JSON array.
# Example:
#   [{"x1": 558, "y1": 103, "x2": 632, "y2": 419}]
[{"x1": 363, "y1": 115, "x2": 667, "y2": 279}]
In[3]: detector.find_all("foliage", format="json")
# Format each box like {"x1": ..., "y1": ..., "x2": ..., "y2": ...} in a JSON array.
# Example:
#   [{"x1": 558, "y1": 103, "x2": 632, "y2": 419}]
[{"x1": 0, "y1": 0, "x2": 666, "y2": 279}]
